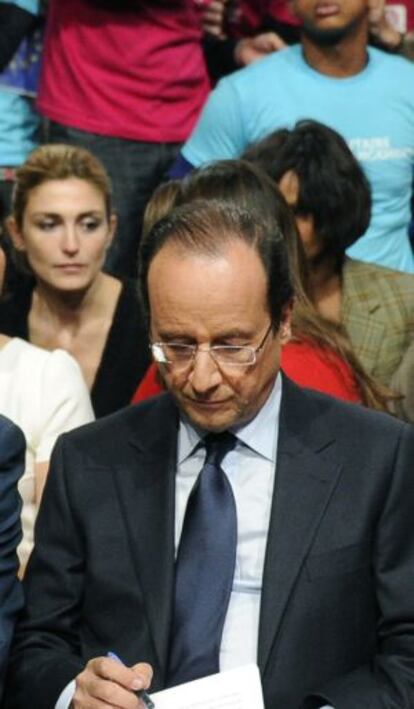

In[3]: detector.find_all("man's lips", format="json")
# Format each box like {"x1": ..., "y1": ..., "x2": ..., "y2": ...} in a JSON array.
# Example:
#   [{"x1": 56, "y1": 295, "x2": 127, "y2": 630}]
[
  {"x1": 185, "y1": 398, "x2": 230, "y2": 408},
  {"x1": 314, "y1": 2, "x2": 340, "y2": 17}
]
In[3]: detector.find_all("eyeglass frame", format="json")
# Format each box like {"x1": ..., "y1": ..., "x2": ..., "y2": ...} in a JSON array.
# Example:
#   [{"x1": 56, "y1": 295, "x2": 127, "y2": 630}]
[{"x1": 149, "y1": 321, "x2": 275, "y2": 369}]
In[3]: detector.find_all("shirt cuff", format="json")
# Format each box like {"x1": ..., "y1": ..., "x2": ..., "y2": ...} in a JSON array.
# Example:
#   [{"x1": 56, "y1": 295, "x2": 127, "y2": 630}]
[{"x1": 55, "y1": 679, "x2": 75, "y2": 708}]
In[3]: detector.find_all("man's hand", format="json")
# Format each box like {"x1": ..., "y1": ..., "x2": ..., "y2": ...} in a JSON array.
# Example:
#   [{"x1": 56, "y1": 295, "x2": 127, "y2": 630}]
[
  {"x1": 73, "y1": 656, "x2": 153, "y2": 708},
  {"x1": 234, "y1": 32, "x2": 286, "y2": 66},
  {"x1": 200, "y1": 0, "x2": 228, "y2": 38}
]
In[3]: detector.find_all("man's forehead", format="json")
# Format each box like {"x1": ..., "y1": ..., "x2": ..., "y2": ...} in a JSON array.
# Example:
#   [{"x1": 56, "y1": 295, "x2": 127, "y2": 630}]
[
  {"x1": 147, "y1": 237, "x2": 264, "y2": 277},
  {"x1": 148, "y1": 240, "x2": 270, "y2": 334}
]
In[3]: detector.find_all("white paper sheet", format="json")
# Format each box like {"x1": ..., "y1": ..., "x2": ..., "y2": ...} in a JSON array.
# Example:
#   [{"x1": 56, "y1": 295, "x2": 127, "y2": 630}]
[{"x1": 150, "y1": 664, "x2": 264, "y2": 709}]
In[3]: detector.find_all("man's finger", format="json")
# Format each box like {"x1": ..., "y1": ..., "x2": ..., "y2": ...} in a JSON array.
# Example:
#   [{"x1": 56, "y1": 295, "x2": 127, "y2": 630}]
[
  {"x1": 130, "y1": 662, "x2": 153, "y2": 691},
  {"x1": 91, "y1": 656, "x2": 144, "y2": 691}
]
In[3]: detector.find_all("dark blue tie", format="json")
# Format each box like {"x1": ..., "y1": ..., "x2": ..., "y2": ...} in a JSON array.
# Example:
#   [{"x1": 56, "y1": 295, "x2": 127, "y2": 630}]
[{"x1": 167, "y1": 432, "x2": 237, "y2": 687}]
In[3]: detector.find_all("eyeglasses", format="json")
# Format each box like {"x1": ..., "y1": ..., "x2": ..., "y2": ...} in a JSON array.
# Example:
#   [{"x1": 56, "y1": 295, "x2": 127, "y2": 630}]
[{"x1": 150, "y1": 322, "x2": 273, "y2": 369}]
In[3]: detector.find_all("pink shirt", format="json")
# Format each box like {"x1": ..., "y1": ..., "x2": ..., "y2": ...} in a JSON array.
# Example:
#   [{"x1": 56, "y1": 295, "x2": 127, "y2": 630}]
[{"x1": 37, "y1": 1, "x2": 211, "y2": 143}]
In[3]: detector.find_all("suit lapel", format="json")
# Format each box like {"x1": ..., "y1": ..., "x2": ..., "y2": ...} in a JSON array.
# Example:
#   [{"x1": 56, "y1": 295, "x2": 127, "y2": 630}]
[
  {"x1": 258, "y1": 380, "x2": 343, "y2": 675},
  {"x1": 110, "y1": 396, "x2": 179, "y2": 680}
]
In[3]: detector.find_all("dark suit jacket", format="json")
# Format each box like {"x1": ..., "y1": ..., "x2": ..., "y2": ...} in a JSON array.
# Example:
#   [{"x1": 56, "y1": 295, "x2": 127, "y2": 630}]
[
  {"x1": 4, "y1": 379, "x2": 414, "y2": 708},
  {"x1": 0, "y1": 415, "x2": 24, "y2": 700}
]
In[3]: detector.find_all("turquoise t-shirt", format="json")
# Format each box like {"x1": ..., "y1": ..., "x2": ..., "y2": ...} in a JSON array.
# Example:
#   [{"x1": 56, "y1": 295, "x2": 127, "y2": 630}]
[
  {"x1": 0, "y1": 0, "x2": 40, "y2": 167},
  {"x1": 183, "y1": 45, "x2": 414, "y2": 273}
]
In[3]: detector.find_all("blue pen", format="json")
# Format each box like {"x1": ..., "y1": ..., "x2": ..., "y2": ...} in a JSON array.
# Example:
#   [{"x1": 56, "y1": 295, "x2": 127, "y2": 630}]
[{"x1": 107, "y1": 651, "x2": 155, "y2": 709}]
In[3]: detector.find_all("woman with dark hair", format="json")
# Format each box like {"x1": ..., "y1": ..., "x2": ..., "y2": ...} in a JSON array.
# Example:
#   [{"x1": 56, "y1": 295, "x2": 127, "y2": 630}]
[
  {"x1": 133, "y1": 160, "x2": 392, "y2": 413},
  {"x1": 243, "y1": 120, "x2": 414, "y2": 419}
]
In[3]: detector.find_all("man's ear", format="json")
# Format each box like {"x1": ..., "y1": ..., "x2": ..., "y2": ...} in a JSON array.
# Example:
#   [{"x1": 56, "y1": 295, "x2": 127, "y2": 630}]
[{"x1": 5, "y1": 217, "x2": 26, "y2": 252}]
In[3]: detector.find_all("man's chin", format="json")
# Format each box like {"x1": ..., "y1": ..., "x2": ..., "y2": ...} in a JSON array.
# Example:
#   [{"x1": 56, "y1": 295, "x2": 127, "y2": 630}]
[
  {"x1": 180, "y1": 398, "x2": 238, "y2": 433},
  {"x1": 302, "y1": 18, "x2": 359, "y2": 46}
]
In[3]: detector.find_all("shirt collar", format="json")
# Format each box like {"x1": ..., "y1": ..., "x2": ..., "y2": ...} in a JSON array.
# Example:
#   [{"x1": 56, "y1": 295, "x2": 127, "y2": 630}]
[{"x1": 177, "y1": 373, "x2": 282, "y2": 465}]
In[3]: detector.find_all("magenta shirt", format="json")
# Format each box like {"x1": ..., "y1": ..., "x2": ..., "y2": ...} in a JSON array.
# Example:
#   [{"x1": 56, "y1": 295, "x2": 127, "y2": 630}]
[{"x1": 37, "y1": 0, "x2": 211, "y2": 143}]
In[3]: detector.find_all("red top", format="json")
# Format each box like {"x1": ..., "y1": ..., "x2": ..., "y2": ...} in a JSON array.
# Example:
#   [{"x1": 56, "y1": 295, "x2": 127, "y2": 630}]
[
  {"x1": 132, "y1": 339, "x2": 361, "y2": 405},
  {"x1": 281, "y1": 340, "x2": 361, "y2": 402},
  {"x1": 37, "y1": 0, "x2": 211, "y2": 142}
]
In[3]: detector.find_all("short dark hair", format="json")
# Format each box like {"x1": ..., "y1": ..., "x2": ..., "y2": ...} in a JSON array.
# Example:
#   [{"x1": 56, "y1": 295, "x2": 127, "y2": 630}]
[
  {"x1": 243, "y1": 119, "x2": 371, "y2": 257},
  {"x1": 139, "y1": 194, "x2": 294, "y2": 328}
]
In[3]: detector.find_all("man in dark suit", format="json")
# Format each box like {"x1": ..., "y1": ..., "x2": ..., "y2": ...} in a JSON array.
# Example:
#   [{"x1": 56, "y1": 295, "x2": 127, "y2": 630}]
[
  {"x1": 0, "y1": 414, "x2": 24, "y2": 699},
  {"x1": 5, "y1": 196, "x2": 414, "y2": 709}
]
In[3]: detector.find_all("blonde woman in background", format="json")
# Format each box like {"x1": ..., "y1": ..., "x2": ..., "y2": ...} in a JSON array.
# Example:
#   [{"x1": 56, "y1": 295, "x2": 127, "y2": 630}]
[{"x1": 0, "y1": 143, "x2": 150, "y2": 418}]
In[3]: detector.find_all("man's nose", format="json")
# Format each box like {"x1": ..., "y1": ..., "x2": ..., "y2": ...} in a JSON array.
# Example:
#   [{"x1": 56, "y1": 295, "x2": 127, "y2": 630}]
[{"x1": 188, "y1": 349, "x2": 222, "y2": 393}]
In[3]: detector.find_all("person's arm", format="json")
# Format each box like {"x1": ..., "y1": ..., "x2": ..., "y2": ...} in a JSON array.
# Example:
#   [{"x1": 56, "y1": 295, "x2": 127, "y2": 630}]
[
  {"x1": 200, "y1": 0, "x2": 286, "y2": 80},
  {"x1": 15, "y1": 349, "x2": 94, "y2": 576},
  {"x1": 4, "y1": 436, "x2": 87, "y2": 707},
  {"x1": 175, "y1": 73, "x2": 251, "y2": 174},
  {"x1": 4, "y1": 431, "x2": 154, "y2": 708},
  {"x1": 304, "y1": 421, "x2": 414, "y2": 706},
  {"x1": 0, "y1": 415, "x2": 25, "y2": 700},
  {"x1": 33, "y1": 349, "x2": 94, "y2": 504},
  {"x1": 202, "y1": 32, "x2": 239, "y2": 82},
  {"x1": 181, "y1": 77, "x2": 247, "y2": 167},
  {"x1": 0, "y1": 4, "x2": 38, "y2": 71}
]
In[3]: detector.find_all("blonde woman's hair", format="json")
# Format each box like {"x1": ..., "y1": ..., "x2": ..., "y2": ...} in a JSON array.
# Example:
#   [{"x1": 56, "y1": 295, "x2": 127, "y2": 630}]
[{"x1": 11, "y1": 143, "x2": 113, "y2": 229}]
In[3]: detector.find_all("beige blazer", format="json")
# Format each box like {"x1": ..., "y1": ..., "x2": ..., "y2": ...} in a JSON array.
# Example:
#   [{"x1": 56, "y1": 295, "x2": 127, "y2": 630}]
[{"x1": 342, "y1": 258, "x2": 414, "y2": 419}]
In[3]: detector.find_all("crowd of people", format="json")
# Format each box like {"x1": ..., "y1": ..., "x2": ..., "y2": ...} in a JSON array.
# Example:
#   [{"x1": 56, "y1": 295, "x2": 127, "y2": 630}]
[{"x1": 0, "y1": 0, "x2": 414, "y2": 707}]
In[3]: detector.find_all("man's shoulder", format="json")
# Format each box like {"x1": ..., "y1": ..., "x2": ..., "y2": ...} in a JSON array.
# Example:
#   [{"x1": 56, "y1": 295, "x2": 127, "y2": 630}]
[
  {"x1": 9, "y1": 0, "x2": 40, "y2": 16},
  {"x1": 222, "y1": 45, "x2": 302, "y2": 90},
  {"x1": 58, "y1": 393, "x2": 177, "y2": 459},
  {"x1": 0, "y1": 413, "x2": 25, "y2": 453},
  {"x1": 344, "y1": 258, "x2": 414, "y2": 304},
  {"x1": 282, "y1": 376, "x2": 406, "y2": 442},
  {"x1": 368, "y1": 46, "x2": 414, "y2": 80}
]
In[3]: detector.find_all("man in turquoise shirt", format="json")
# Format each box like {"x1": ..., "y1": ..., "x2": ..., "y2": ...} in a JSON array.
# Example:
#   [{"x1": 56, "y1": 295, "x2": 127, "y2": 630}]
[{"x1": 181, "y1": 0, "x2": 414, "y2": 274}]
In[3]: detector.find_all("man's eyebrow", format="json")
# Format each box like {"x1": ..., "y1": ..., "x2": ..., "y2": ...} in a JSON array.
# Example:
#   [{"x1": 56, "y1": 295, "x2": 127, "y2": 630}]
[
  {"x1": 154, "y1": 330, "x2": 193, "y2": 341},
  {"x1": 213, "y1": 329, "x2": 254, "y2": 340},
  {"x1": 155, "y1": 329, "x2": 255, "y2": 342}
]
